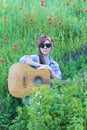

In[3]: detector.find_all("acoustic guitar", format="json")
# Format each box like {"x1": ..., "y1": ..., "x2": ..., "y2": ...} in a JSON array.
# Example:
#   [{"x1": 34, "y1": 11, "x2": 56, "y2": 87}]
[{"x1": 8, "y1": 62, "x2": 50, "y2": 98}]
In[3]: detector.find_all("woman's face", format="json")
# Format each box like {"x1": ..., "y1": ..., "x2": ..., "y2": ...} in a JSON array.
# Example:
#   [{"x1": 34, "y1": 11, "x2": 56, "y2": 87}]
[{"x1": 39, "y1": 40, "x2": 52, "y2": 55}]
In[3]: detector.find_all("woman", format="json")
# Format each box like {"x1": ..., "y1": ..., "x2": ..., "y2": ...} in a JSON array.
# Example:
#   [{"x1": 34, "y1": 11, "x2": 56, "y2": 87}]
[
  {"x1": 20, "y1": 35, "x2": 62, "y2": 105},
  {"x1": 20, "y1": 34, "x2": 62, "y2": 80}
]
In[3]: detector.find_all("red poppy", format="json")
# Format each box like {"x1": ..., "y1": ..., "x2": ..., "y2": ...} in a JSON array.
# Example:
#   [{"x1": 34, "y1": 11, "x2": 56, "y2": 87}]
[
  {"x1": 29, "y1": 18, "x2": 33, "y2": 22},
  {"x1": 14, "y1": 44, "x2": 17, "y2": 48},
  {"x1": 58, "y1": 22, "x2": 62, "y2": 26},
  {"x1": 48, "y1": 21, "x2": 52, "y2": 24},
  {"x1": 3, "y1": 37, "x2": 8, "y2": 41},
  {"x1": 13, "y1": 44, "x2": 17, "y2": 51},
  {"x1": 58, "y1": 16, "x2": 60, "y2": 19},
  {"x1": 4, "y1": 17, "x2": 7, "y2": 22},
  {"x1": 41, "y1": 3, "x2": 46, "y2": 6},
  {"x1": 84, "y1": 8, "x2": 87, "y2": 12},
  {"x1": 83, "y1": 0, "x2": 86, "y2": 2},
  {"x1": 48, "y1": 18, "x2": 51, "y2": 21},
  {"x1": 0, "y1": 59, "x2": 4, "y2": 63}
]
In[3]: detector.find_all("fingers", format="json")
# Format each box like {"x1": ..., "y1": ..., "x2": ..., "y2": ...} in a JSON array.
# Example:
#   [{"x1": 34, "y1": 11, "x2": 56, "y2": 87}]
[
  {"x1": 38, "y1": 66, "x2": 48, "y2": 70},
  {"x1": 38, "y1": 65, "x2": 52, "y2": 72}
]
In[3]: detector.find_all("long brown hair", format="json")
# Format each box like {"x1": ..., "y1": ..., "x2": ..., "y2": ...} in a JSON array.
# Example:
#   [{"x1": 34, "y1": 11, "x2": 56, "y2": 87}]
[{"x1": 38, "y1": 48, "x2": 45, "y2": 64}]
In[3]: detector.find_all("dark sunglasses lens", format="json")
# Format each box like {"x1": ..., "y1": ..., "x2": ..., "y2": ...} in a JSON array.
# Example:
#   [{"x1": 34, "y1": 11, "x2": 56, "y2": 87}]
[
  {"x1": 40, "y1": 43, "x2": 51, "y2": 48},
  {"x1": 46, "y1": 44, "x2": 51, "y2": 48},
  {"x1": 40, "y1": 43, "x2": 44, "y2": 48}
]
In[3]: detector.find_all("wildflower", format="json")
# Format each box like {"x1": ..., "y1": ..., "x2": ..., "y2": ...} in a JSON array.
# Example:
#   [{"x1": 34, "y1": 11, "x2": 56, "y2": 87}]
[
  {"x1": 53, "y1": 18, "x2": 56, "y2": 20},
  {"x1": 58, "y1": 16, "x2": 60, "y2": 18},
  {"x1": 54, "y1": 24, "x2": 57, "y2": 28},
  {"x1": 3, "y1": 17, "x2": 7, "y2": 22},
  {"x1": 25, "y1": 20, "x2": 28, "y2": 24},
  {"x1": 48, "y1": 21, "x2": 52, "y2": 24},
  {"x1": 83, "y1": 0, "x2": 86, "y2": 2},
  {"x1": 0, "y1": 59, "x2": 4, "y2": 63},
  {"x1": 48, "y1": 18, "x2": 51, "y2": 21},
  {"x1": 66, "y1": 2, "x2": 69, "y2": 6},
  {"x1": 40, "y1": 0, "x2": 46, "y2": 7},
  {"x1": 41, "y1": 0, "x2": 44, "y2": 3},
  {"x1": 84, "y1": 8, "x2": 87, "y2": 12},
  {"x1": 29, "y1": 18, "x2": 33, "y2": 22},
  {"x1": 14, "y1": 44, "x2": 17, "y2": 48},
  {"x1": 3, "y1": 37, "x2": 8, "y2": 41},
  {"x1": 13, "y1": 44, "x2": 17, "y2": 51},
  {"x1": 41, "y1": 3, "x2": 46, "y2": 6},
  {"x1": 58, "y1": 22, "x2": 62, "y2": 26},
  {"x1": 19, "y1": 6, "x2": 23, "y2": 10}
]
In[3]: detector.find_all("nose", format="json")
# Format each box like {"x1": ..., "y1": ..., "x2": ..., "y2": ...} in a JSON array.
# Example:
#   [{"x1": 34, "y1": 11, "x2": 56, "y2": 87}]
[{"x1": 44, "y1": 45, "x2": 47, "y2": 48}]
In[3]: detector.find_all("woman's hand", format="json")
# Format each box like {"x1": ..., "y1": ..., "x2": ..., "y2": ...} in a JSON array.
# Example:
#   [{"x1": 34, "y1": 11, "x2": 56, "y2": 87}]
[
  {"x1": 38, "y1": 64, "x2": 52, "y2": 72},
  {"x1": 38, "y1": 64, "x2": 59, "y2": 79}
]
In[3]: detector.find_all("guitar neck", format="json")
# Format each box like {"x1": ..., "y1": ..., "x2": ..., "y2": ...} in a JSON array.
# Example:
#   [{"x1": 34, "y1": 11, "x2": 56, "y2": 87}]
[
  {"x1": 42, "y1": 78, "x2": 50, "y2": 84},
  {"x1": 42, "y1": 78, "x2": 67, "y2": 86}
]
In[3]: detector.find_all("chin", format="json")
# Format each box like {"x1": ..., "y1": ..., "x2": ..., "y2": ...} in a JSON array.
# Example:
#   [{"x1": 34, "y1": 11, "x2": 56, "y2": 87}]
[{"x1": 43, "y1": 53, "x2": 49, "y2": 55}]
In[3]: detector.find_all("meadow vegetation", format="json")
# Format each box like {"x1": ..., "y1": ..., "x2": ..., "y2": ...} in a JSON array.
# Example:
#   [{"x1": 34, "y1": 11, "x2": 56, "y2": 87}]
[{"x1": 0, "y1": 0, "x2": 87, "y2": 129}]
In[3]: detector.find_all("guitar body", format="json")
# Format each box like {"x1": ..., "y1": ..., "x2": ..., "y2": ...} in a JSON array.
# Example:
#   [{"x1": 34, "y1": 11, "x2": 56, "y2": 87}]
[{"x1": 8, "y1": 62, "x2": 50, "y2": 98}]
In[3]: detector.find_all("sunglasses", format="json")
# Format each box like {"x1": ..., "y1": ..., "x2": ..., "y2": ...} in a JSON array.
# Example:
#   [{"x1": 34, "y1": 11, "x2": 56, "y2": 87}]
[{"x1": 40, "y1": 43, "x2": 52, "y2": 48}]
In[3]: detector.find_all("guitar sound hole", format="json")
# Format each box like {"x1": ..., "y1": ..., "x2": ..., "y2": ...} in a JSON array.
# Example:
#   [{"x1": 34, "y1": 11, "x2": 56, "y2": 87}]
[{"x1": 34, "y1": 77, "x2": 42, "y2": 87}]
